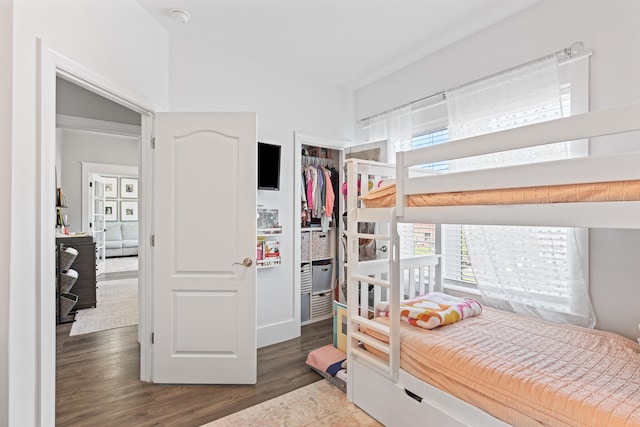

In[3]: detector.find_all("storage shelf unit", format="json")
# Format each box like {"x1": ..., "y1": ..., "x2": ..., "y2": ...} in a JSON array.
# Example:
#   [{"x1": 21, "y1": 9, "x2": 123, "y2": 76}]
[
  {"x1": 56, "y1": 235, "x2": 97, "y2": 311},
  {"x1": 300, "y1": 228, "x2": 335, "y2": 324},
  {"x1": 298, "y1": 142, "x2": 343, "y2": 326},
  {"x1": 257, "y1": 208, "x2": 282, "y2": 269},
  {"x1": 257, "y1": 228, "x2": 282, "y2": 268}
]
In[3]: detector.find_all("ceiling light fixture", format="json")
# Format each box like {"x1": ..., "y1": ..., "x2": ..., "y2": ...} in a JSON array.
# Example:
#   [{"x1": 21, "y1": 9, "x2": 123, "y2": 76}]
[{"x1": 170, "y1": 9, "x2": 190, "y2": 24}]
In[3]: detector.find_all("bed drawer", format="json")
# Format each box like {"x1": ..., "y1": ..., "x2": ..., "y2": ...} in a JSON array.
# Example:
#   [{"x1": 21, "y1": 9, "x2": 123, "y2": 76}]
[{"x1": 351, "y1": 359, "x2": 467, "y2": 427}]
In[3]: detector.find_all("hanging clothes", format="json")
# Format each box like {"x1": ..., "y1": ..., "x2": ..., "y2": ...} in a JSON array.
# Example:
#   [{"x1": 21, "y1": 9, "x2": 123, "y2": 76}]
[
  {"x1": 329, "y1": 167, "x2": 340, "y2": 225},
  {"x1": 301, "y1": 160, "x2": 337, "y2": 231}
]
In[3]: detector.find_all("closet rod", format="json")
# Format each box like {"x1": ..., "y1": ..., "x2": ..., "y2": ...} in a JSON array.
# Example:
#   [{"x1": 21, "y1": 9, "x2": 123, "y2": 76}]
[
  {"x1": 303, "y1": 155, "x2": 333, "y2": 167},
  {"x1": 358, "y1": 41, "x2": 587, "y2": 124}
]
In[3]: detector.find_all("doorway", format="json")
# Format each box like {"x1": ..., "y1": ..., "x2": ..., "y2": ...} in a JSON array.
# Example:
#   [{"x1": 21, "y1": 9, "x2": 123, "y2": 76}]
[
  {"x1": 56, "y1": 126, "x2": 140, "y2": 339},
  {"x1": 39, "y1": 45, "x2": 155, "y2": 424},
  {"x1": 54, "y1": 80, "x2": 147, "y2": 336}
]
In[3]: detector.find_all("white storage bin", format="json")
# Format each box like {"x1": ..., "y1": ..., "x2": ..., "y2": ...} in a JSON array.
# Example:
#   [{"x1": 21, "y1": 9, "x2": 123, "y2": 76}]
[
  {"x1": 311, "y1": 292, "x2": 333, "y2": 318},
  {"x1": 301, "y1": 263, "x2": 312, "y2": 294},
  {"x1": 311, "y1": 230, "x2": 332, "y2": 260},
  {"x1": 301, "y1": 232, "x2": 311, "y2": 262},
  {"x1": 312, "y1": 262, "x2": 333, "y2": 293}
]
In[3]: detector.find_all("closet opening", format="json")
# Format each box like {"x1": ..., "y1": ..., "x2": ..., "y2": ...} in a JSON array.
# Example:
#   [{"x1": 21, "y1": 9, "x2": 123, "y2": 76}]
[{"x1": 294, "y1": 132, "x2": 346, "y2": 337}]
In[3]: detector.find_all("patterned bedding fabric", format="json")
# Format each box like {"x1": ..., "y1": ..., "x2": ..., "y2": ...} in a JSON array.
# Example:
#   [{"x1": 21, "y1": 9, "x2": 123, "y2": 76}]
[
  {"x1": 362, "y1": 307, "x2": 640, "y2": 426},
  {"x1": 359, "y1": 179, "x2": 640, "y2": 208},
  {"x1": 305, "y1": 344, "x2": 346, "y2": 377},
  {"x1": 375, "y1": 292, "x2": 482, "y2": 330}
]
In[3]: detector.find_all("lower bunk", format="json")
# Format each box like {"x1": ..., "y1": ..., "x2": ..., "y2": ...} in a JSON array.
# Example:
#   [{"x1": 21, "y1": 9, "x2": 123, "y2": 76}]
[{"x1": 350, "y1": 305, "x2": 640, "y2": 427}]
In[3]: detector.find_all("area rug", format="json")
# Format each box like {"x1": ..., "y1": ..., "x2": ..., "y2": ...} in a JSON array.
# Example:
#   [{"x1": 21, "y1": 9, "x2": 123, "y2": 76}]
[
  {"x1": 201, "y1": 380, "x2": 381, "y2": 426},
  {"x1": 105, "y1": 256, "x2": 138, "y2": 273},
  {"x1": 69, "y1": 278, "x2": 138, "y2": 336}
]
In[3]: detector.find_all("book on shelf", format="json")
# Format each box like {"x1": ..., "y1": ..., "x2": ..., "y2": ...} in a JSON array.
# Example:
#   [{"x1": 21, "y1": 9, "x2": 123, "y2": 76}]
[
  {"x1": 256, "y1": 239, "x2": 281, "y2": 266},
  {"x1": 264, "y1": 240, "x2": 280, "y2": 257}
]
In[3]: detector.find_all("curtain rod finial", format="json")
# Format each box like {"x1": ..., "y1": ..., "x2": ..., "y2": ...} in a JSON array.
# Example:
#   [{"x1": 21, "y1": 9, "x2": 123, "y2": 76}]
[{"x1": 564, "y1": 41, "x2": 584, "y2": 58}]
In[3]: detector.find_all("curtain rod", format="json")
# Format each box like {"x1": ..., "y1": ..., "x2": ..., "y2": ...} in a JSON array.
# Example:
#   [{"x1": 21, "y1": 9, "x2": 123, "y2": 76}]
[{"x1": 358, "y1": 41, "x2": 586, "y2": 124}]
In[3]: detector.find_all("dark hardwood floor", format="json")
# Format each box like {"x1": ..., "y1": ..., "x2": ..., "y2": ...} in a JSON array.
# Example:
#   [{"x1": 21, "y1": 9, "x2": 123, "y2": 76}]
[{"x1": 56, "y1": 318, "x2": 333, "y2": 426}]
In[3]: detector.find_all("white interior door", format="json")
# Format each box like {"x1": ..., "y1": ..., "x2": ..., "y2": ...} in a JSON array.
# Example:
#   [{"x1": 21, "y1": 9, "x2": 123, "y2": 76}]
[
  {"x1": 152, "y1": 112, "x2": 257, "y2": 384},
  {"x1": 90, "y1": 174, "x2": 106, "y2": 276}
]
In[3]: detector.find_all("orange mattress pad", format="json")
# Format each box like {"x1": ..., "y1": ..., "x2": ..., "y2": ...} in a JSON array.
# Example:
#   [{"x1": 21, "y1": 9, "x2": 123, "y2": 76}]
[
  {"x1": 362, "y1": 308, "x2": 640, "y2": 426},
  {"x1": 359, "y1": 180, "x2": 640, "y2": 208}
]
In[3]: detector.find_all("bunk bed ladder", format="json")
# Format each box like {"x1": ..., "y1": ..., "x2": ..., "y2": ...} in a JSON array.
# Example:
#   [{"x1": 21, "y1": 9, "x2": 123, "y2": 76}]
[{"x1": 346, "y1": 158, "x2": 401, "y2": 385}]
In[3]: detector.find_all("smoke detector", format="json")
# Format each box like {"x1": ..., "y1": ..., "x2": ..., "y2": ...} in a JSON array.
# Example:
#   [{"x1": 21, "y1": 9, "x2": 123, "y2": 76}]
[{"x1": 170, "y1": 9, "x2": 190, "y2": 24}]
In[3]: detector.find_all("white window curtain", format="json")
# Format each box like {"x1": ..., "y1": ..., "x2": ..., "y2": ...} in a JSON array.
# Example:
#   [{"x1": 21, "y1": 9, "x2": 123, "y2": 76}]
[
  {"x1": 366, "y1": 114, "x2": 387, "y2": 148},
  {"x1": 445, "y1": 55, "x2": 595, "y2": 328},
  {"x1": 359, "y1": 105, "x2": 415, "y2": 257},
  {"x1": 387, "y1": 105, "x2": 413, "y2": 154},
  {"x1": 386, "y1": 106, "x2": 415, "y2": 257}
]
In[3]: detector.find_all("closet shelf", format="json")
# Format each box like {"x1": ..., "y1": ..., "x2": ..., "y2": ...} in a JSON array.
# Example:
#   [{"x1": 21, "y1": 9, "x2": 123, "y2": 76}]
[{"x1": 257, "y1": 227, "x2": 282, "y2": 235}]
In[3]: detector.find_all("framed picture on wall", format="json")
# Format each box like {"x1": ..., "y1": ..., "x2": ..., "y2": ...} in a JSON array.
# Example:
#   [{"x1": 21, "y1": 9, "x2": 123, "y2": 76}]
[
  {"x1": 104, "y1": 200, "x2": 118, "y2": 222},
  {"x1": 120, "y1": 177, "x2": 138, "y2": 199},
  {"x1": 103, "y1": 176, "x2": 118, "y2": 199},
  {"x1": 121, "y1": 201, "x2": 138, "y2": 222}
]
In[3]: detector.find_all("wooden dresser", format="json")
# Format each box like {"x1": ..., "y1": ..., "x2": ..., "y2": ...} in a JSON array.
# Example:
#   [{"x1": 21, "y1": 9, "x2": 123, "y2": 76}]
[{"x1": 56, "y1": 235, "x2": 97, "y2": 310}]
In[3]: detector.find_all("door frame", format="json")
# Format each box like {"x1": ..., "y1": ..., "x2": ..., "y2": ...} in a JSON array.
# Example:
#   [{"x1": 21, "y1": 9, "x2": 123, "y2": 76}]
[{"x1": 37, "y1": 39, "x2": 156, "y2": 424}]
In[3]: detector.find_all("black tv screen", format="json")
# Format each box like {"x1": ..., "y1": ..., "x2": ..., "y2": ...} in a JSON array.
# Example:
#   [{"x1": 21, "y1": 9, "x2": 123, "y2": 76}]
[{"x1": 257, "y1": 142, "x2": 281, "y2": 191}]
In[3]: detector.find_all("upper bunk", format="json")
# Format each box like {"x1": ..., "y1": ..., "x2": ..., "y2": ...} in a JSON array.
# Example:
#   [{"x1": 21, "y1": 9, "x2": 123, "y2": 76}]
[{"x1": 356, "y1": 101, "x2": 640, "y2": 229}]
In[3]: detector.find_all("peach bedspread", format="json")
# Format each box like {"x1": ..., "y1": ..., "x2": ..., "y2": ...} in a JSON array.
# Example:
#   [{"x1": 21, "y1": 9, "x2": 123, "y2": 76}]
[
  {"x1": 359, "y1": 180, "x2": 640, "y2": 208},
  {"x1": 364, "y1": 308, "x2": 640, "y2": 426}
]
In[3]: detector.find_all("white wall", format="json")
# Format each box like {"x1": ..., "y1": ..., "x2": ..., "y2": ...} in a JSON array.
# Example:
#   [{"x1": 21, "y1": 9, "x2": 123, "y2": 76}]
[
  {"x1": 57, "y1": 78, "x2": 142, "y2": 126},
  {"x1": 9, "y1": 1, "x2": 168, "y2": 425},
  {"x1": 355, "y1": 0, "x2": 640, "y2": 340},
  {"x1": 57, "y1": 129, "x2": 139, "y2": 232},
  {"x1": 168, "y1": 35, "x2": 355, "y2": 347},
  {"x1": 0, "y1": 0, "x2": 12, "y2": 424}
]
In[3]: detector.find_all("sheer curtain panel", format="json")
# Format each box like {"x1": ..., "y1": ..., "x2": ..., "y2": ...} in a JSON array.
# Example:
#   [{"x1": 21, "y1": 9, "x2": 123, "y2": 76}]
[{"x1": 445, "y1": 55, "x2": 595, "y2": 328}]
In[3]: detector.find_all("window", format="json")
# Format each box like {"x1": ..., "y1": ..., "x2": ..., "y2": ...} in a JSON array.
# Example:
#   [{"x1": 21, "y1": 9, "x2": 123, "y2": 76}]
[
  {"x1": 409, "y1": 68, "x2": 585, "y2": 299},
  {"x1": 361, "y1": 53, "x2": 590, "y2": 323},
  {"x1": 409, "y1": 128, "x2": 478, "y2": 288}
]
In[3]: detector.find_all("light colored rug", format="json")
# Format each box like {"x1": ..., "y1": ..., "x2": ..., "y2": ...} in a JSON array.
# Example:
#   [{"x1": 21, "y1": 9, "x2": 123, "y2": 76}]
[
  {"x1": 105, "y1": 256, "x2": 138, "y2": 273},
  {"x1": 70, "y1": 278, "x2": 138, "y2": 336},
  {"x1": 201, "y1": 380, "x2": 381, "y2": 427}
]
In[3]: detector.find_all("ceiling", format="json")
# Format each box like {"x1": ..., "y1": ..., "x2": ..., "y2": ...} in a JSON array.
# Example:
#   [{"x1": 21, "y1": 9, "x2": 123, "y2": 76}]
[{"x1": 136, "y1": 0, "x2": 540, "y2": 90}]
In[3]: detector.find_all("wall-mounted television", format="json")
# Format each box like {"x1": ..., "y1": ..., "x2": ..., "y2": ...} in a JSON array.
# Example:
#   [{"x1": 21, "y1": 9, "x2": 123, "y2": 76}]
[{"x1": 257, "y1": 142, "x2": 281, "y2": 191}]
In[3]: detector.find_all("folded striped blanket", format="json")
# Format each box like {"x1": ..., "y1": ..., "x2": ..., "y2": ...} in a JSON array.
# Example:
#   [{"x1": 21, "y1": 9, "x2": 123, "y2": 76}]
[{"x1": 376, "y1": 292, "x2": 482, "y2": 330}]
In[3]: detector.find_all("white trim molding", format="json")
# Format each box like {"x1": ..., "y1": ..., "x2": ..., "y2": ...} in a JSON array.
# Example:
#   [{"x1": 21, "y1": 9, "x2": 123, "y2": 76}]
[
  {"x1": 57, "y1": 114, "x2": 141, "y2": 137},
  {"x1": 37, "y1": 39, "x2": 156, "y2": 426}
]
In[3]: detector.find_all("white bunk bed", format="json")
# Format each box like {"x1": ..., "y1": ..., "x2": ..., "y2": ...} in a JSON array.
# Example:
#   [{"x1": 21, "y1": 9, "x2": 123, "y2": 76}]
[{"x1": 345, "y1": 102, "x2": 640, "y2": 427}]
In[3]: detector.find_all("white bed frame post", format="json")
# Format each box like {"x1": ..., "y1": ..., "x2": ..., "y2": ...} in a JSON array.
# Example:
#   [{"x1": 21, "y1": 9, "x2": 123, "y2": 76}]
[
  {"x1": 389, "y1": 210, "x2": 401, "y2": 381},
  {"x1": 346, "y1": 159, "x2": 360, "y2": 402},
  {"x1": 434, "y1": 224, "x2": 443, "y2": 292}
]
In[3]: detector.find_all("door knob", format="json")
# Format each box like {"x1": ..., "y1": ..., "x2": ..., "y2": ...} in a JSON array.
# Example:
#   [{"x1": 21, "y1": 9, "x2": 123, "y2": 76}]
[{"x1": 233, "y1": 258, "x2": 253, "y2": 267}]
